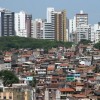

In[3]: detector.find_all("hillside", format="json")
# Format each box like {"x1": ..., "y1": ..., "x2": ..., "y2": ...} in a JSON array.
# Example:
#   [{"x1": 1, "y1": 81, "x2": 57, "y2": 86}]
[{"x1": 0, "y1": 36, "x2": 73, "y2": 51}]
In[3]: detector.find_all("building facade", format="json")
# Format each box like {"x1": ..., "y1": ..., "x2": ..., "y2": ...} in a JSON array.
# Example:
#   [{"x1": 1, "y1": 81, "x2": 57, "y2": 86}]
[
  {"x1": 69, "y1": 17, "x2": 76, "y2": 42},
  {"x1": 1, "y1": 11, "x2": 15, "y2": 36},
  {"x1": 43, "y1": 7, "x2": 55, "y2": 40},
  {"x1": 76, "y1": 10, "x2": 88, "y2": 27},
  {"x1": 43, "y1": 8, "x2": 67, "y2": 41},
  {"x1": 54, "y1": 10, "x2": 67, "y2": 42},
  {"x1": 76, "y1": 25, "x2": 91, "y2": 43},
  {"x1": 93, "y1": 23, "x2": 100, "y2": 43},
  {"x1": 31, "y1": 19, "x2": 43, "y2": 39},
  {"x1": 42, "y1": 22, "x2": 55, "y2": 39},
  {"x1": 69, "y1": 10, "x2": 89, "y2": 43},
  {"x1": 15, "y1": 11, "x2": 32, "y2": 37},
  {"x1": 26, "y1": 14, "x2": 32, "y2": 37}
]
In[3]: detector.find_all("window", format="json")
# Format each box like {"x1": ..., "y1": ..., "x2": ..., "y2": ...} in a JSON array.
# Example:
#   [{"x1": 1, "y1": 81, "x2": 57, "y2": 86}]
[
  {"x1": 60, "y1": 96, "x2": 66, "y2": 99},
  {"x1": 3, "y1": 96, "x2": 6, "y2": 99},
  {"x1": 9, "y1": 96, "x2": 12, "y2": 99}
]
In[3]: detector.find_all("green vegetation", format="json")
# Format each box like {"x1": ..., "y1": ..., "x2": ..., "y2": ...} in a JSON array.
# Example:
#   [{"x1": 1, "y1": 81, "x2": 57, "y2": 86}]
[
  {"x1": 0, "y1": 70, "x2": 19, "y2": 87},
  {"x1": 94, "y1": 41, "x2": 100, "y2": 50},
  {"x1": 0, "y1": 36, "x2": 73, "y2": 51},
  {"x1": 79, "y1": 39, "x2": 92, "y2": 45}
]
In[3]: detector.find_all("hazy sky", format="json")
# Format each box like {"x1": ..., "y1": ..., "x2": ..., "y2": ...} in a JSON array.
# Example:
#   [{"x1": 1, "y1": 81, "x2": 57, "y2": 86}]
[{"x1": 0, "y1": 0, "x2": 100, "y2": 24}]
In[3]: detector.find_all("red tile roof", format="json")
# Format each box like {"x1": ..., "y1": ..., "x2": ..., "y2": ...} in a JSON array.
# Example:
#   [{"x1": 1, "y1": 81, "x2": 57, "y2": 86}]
[
  {"x1": 21, "y1": 54, "x2": 31, "y2": 57},
  {"x1": 59, "y1": 88, "x2": 75, "y2": 92},
  {"x1": 59, "y1": 63, "x2": 69, "y2": 67},
  {"x1": 73, "y1": 94, "x2": 86, "y2": 98},
  {"x1": 76, "y1": 82, "x2": 84, "y2": 86},
  {"x1": 4, "y1": 60, "x2": 11, "y2": 62},
  {"x1": 47, "y1": 65, "x2": 55, "y2": 71},
  {"x1": 5, "y1": 52, "x2": 12, "y2": 55},
  {"x1": 88, "y1": 78, "x2": 96, "y2": 81}
]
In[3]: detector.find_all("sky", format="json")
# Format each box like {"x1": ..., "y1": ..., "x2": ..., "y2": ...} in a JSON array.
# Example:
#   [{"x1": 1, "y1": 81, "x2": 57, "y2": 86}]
[{"x1": 0, "y1": 0, "x2": 100, "y2": 24}]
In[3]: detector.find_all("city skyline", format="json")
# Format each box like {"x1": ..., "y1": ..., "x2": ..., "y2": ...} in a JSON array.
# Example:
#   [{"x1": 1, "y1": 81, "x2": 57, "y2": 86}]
[{"x1": 0, "y1": 0, "x2": 100, "y2": 24}]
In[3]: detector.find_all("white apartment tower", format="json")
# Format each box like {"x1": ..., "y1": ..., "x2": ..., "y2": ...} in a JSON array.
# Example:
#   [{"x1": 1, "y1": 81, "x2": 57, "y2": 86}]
[
  {"x1": 89, "y1": 23, "x2": 100, "y2": 43},
  {"x1": 42, "y1": 7, "x2": 55, "y2": 40},
  {"x1": 15, "y1": 11, "x2": 26, "y2": 37},
  {"x1": 76, "y1": 10, "x2": 90, "y2": 43},
  {"x1": 42, "y1": 22, "x2": 54, "y2": 39},
  {"x1": 69, "y1": 16, "x2": 76, "y2": 42},
  {"x1": 90, "y1": 25, "x2": 95, "y2": 43},
  {"x1": 93, "y1": 23, "x2": 100, "y2": 43},
  {"x1": 47, "y1": 7, "x2": 55, "y2": 23},
  {"x1": 76, "y1": 25, "x2": 91, "y2": 43},
  {"x1": 15, "y1": 11, "x2": 32, "y2": 37},
  {"x1": 69, "y1": 10, "x2": 90, "y2": 43}
]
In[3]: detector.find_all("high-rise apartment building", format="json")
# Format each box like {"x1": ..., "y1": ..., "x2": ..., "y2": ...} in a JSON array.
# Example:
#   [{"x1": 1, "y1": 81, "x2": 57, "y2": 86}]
[
  {"x1": 76, "y1": 25, "x2": 91, "y2": 43},
  {"x1": 76, "y1": 11, "x2": 89, "y2": 43},
  {"x1": 15, "y1": 11, "x2": 26, "y2": 37},
  {"x1": 42, "y1": 8, "x2": 55, "y2": 40},
  {"x1": 31, "y1": 19, "x2": 43, "y2": 39},
  {"x1": 26, "y1": 14, "x2": 32, "y2": 37},
  {"x1": 47, "y1": 8, "x2": 55, "y2": 23},
  {"x1": 69, "y1": 10, "x2": 89, "y2": 43},
  {"x1": 92, "y1": 23, "x2": 100, "y2": 43},
  {"x1": 54, "y1": 10, "x2": 67, "y2": 42},
  {"x1": 76, "y1": 10, "x2": 88, "y2": 27},
  {"x1": 69, "y1": 16, "x2": 76, "y2": 42},
  {"x1": 15, "y1": 11, "x2": 32, "y2": 37},
  {"x1": 43, "y1": 8, "x2": 67, "y2": 41},
  {"x1": 42, "y1": 22, "x2": 55, "y2": 39},
  {"x1": 0, "y1": 11, "x2": 15, "y2": 36}
]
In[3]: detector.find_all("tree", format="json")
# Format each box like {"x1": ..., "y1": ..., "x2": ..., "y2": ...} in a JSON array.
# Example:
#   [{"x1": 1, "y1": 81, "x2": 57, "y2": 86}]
[
  {"x1": 79, "y1": 39, "x2": 92, "y2": 45},
  {"x1": 94, "y1": 42, "x2": 100, "y2": 50},
  {"x1": 0, "y1": 70, "x2": 19, "y2": 87},
  {"x1": 0, "y1": 36, "x2": 73, "y2": 51}
]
